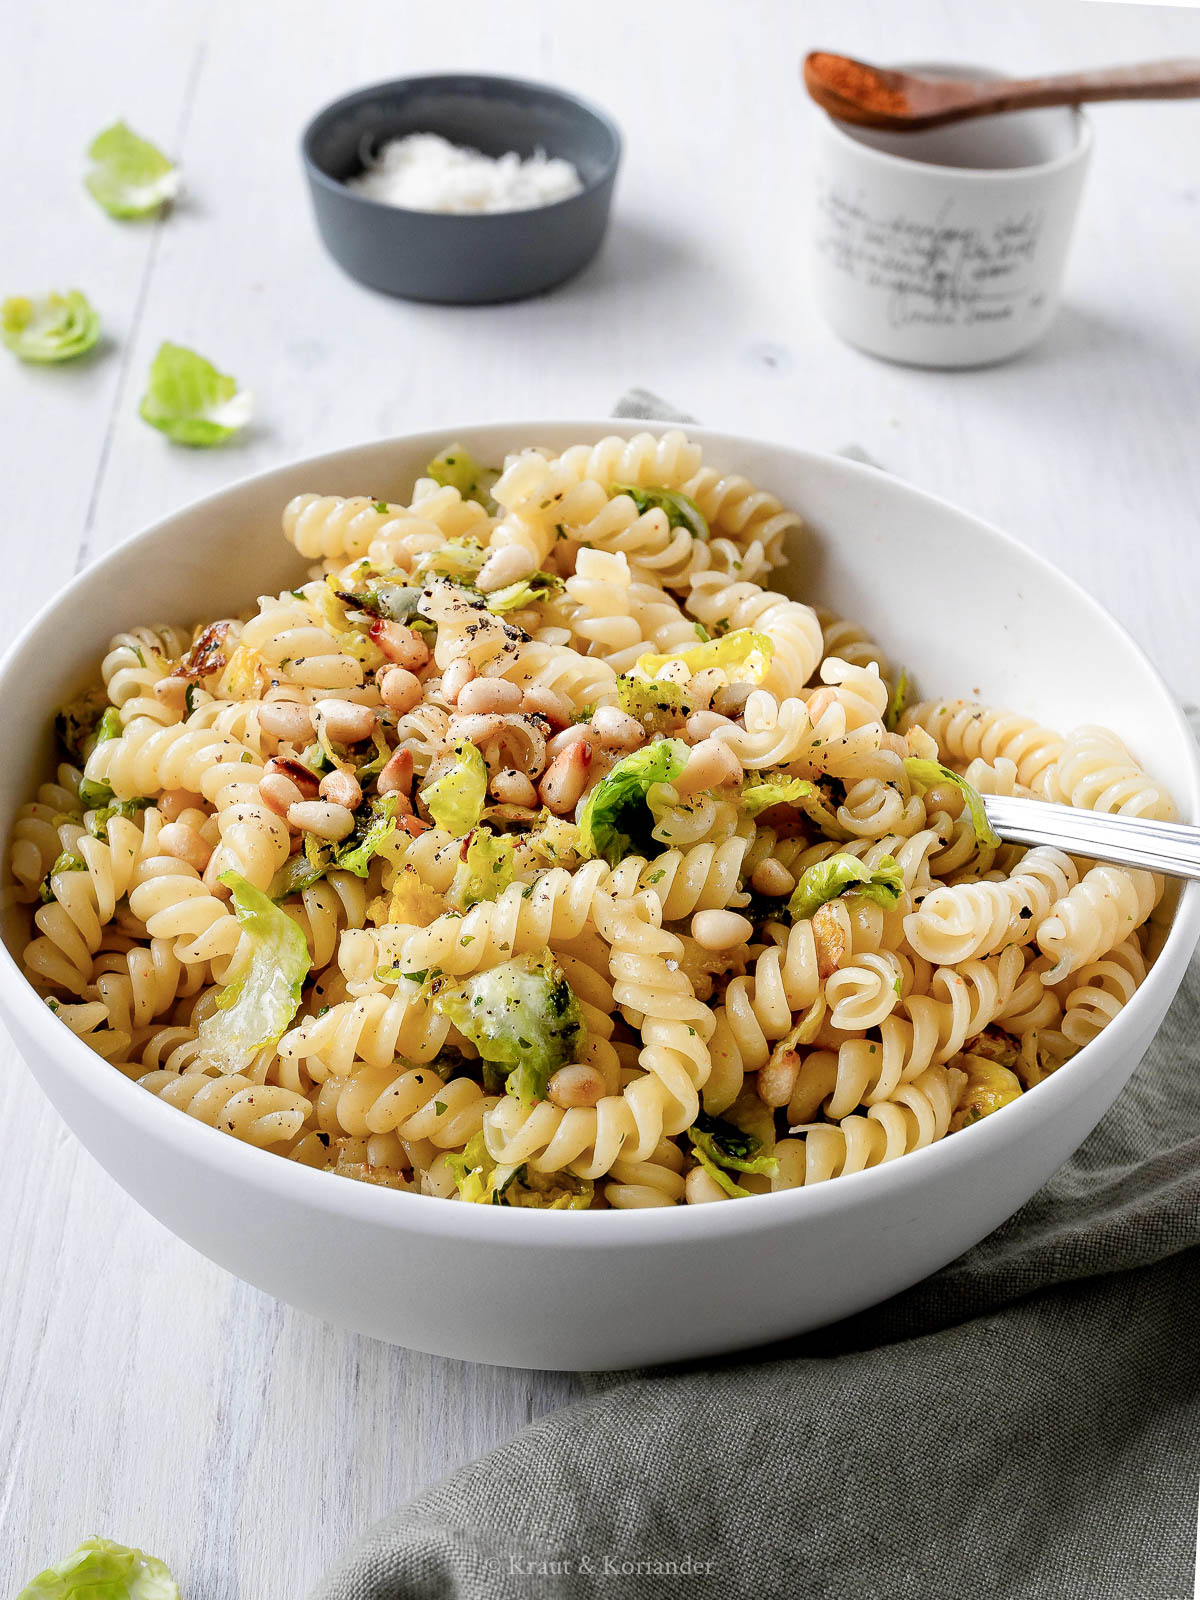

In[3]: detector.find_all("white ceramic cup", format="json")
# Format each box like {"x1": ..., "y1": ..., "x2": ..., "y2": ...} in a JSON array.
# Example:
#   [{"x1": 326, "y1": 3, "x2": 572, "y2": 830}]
[{"x1": 811, "y1": 66, "x2": 1093, "y2": 367}]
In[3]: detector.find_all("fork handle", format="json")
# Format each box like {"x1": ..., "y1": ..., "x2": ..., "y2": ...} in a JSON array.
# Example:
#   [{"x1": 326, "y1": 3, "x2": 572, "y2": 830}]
[{"x1": 982, "y1": 795, "x2": 1200, "y2": 881}]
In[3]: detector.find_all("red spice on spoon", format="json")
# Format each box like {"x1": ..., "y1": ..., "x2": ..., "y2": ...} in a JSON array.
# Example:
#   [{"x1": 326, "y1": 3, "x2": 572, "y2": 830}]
[{"x1": 805, "y1": 52, "x2": 912, "y2": 118}]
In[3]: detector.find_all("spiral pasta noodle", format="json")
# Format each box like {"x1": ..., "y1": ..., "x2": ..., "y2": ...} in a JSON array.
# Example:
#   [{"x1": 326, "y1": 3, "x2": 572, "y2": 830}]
[{"x1": 10, "y1": 431, "x2": 1175, "y2": 1206}]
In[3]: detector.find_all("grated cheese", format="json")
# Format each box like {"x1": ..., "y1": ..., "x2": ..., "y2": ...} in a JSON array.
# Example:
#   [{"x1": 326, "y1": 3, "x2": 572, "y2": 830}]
[{"x1": 349, "y1": 132, "x2": 584, "y2": 214}]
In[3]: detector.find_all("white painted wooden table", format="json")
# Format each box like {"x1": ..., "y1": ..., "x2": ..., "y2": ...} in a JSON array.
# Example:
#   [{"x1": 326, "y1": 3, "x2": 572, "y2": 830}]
[{"x1": 2, "y1": 0, "x2": 1197, "y2": 1592}]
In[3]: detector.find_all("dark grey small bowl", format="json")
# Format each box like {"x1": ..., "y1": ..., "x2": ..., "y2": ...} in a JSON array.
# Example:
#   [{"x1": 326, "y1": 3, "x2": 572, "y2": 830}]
[{"x1": 301, "y1": 73, "x2": 622, "y2": 305}]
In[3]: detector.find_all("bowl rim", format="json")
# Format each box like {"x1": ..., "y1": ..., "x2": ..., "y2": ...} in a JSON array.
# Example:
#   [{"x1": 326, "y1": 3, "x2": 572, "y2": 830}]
[
  {"x1": 300, "y1": 71, "x2": 623, "y2": 221},
  {"x1": 2, "y1": 419, "x2": 1197, "y2": 1246}
]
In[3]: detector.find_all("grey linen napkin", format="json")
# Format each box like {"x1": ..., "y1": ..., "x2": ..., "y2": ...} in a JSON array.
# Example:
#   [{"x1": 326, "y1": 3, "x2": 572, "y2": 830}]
[{"x1": 313, "y1": 398, "x2": 1200, "y2": 1600}]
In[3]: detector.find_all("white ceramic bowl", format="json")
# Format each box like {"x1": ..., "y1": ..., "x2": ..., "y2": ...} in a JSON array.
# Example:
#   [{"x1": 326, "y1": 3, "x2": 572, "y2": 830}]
[{"x1": 2, "y1": 423, "x2": 1196, "y2": 1371}]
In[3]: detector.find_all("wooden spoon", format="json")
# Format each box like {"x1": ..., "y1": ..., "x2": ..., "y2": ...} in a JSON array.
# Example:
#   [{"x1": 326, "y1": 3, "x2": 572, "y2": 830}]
[{"x1": 803, "y1": 52, "x2": 1200, "y2": 132}]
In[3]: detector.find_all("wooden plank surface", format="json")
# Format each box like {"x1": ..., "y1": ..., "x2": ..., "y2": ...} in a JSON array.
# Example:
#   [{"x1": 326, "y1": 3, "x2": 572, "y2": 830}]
[{"x1": 1, "y1": 0, "x2": 1197, "y2": 1592}]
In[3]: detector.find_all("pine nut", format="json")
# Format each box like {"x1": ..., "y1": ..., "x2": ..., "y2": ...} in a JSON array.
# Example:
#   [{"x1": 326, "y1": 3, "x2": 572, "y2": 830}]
[
  {"x1": 153, "y1": 676, "x2": 189, "y2": 712},
  {"x1": 672, "y1": 738, "x2": 742, "y2": 796},
  {"x1": 491, "y1": 769, "x2": 538, "y2": 807},
  {"x1": 691, "y1": 909, "x2": 753, "y2": 950},
  {"x1": 805, "y1": 687, "x2": 836, "y2": 723},
  {"x1": 287, "y1": 800, "x2": 356, "y2": 841},
  {"x1": 157, "y1": 822, "x2": 212, "y2": 873},
  {"x1": 547, "y1": 1063, "x2": 606, "y2": 1109},
  {"x1": 521, "y1": 685, "x2": 573, "y2": 729},
  {"x1": 449, "y1": 712, "x2": 509, "y2": 747},
  {"x1": 371, "y1": 620, "x2": 429, "y2": 671},
  {"x1": 378, "y1": 667, "x2": 423, "y2": 714},
  {"x1": 265, "y1": 756, "x2": 319, "y2": 798},
  {"x1": 159, "y1": 788, "x2": 206, "y2": 823},
  {"x1": 314, "y1": 698, "x2": 376, "y2": 745},
  {"x1": 538, "y1": 742, "x2": 592, "y2": 814},
  {"x1": 377, "y1": 747, "x2": 413, "y2": 797},
  {"x1": 203, "y1": 852, "x2": 233, "y2": 898},
  {"x1": 476, "y1": 544, "x2": 537, "y2": 593},
  {"x1": 923, "y1": 781, "x2": 964, "y2": 819},
  {"x1": 687, "y1": 668, "x2": 725, "y2": 707},
  {"x1": 758, "y1": 1049, "x2": 802, "y2": 1108},
  {"x1": 590, "y1": 707, "x2": 646, "y2": 752},
  {"x1": 258, "y1": 701, "x2": 314, "y2": 741},
  {"x1": 259, "y1": 772, "x2": 304, "y2": 817},
  {"x1": 751, "y1": 859, "x2": 796, "y2": 897},
  {"x1": 812, "y1": 902, "x2": 848, "y2": 978},
  {"x1": 685, "y1": 1166, "x2": 728, "y2": 1204},
  {"x1": 441, "y1": 660, "x2": 475, "y2": 703},
  {"x1": 456, "y1": 677, "x2": 524, "y2": 715},
  {"x1": 320, "y1": 769, "x2": 362, "y2": 810},
  {"x1": 546, "y1": 723, "x2": 591, "y2": 759},
  {"x1": 713, "y1": 683, "x2": 753, "y2": 719},
  {"x1": 685, "y1": 709, "x2": 732, "y2": 743}
]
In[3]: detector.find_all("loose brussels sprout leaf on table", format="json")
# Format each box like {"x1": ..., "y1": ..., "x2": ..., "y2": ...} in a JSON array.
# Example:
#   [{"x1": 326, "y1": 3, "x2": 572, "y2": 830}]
[
  {"x1": 2, "y1": 291, "x2": 101, "y2": 363},
  {"x1": 15, "y1": 1536, "x2": 179, "y2": 1600},
  {"x1": 85, "y1": 121, "x2": 180, "y2": 218},
  {"x1": 139, "y1": 341, "x2": 251, "y2": 446}
]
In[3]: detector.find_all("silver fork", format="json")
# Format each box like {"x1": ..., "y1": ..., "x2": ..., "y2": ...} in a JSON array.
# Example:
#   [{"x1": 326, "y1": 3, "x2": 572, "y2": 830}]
[{"x1": 983, "y1": 795, "x2": 1200, "y2": 881}]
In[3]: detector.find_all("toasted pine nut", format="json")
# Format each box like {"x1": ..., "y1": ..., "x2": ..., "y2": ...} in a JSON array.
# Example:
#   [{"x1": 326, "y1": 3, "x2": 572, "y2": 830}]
[
  {"x1": 672, "y1": 738, "x2": 742, "y2": 796},
  {"x1": 153, "y1": 676, "x2": 190, "y2": 712},
  {"x1": 812, "y1": 902, "x2": 848, "y2": 979},
  {"x1": 685, "y1": 1166, "x2": 728, "y2": 1204},
  {"x1": 287, "y1": 800, "x2": 355, "y2": 841},
  {"x1": 520, "y1": 685, "x2": 573, "y2": 729},
  {"x1": 260, "y1": 772, "x2": 304, "y2": 817},
  {"x1": 320, "y1": 769, "x2": 362, "y2": 810},
  {"x1": 491, "y1": 768, "x2": 538, "y2": 807},
  {"x1": 547, "y1": 1063, "x2": 606, "y2": 1109},
  {"x1": 265, "y1": 756, "x2": 319, "y2": 798},
  {"x1": 159, "y1": 788, "x2": 206, "y2": 823},
  {"x1": 314, "y1": 698, "x2": 376, "y2": 745},
  {"x1": 476, "y1": 544, "x2": 536, "y2": 593},
  {"x1": 538, "y1": 742, "x2": 592, "y2": 814},
  {"x1": 371, "y1": 621, "x2": 429, "y2": 671},
  {"x1": 685, "y1": 709, "x2": 732, "y2": 743},
  {"x1": 751, "y1": 858, "x2": 796, "y2": 897},
  {"x1": 456, "y1": 677, "x2": 523, "y2": 715},
  {"x1": 377, "y1": 747, "x2": 413, "y2": 797},
  {"x1": 590, "y1": 707, "x2": 646, "y2": 753},
  {"x1": 758, "y1": 1049, "x2": 802, "y2": 1108},
  {"x1": 378, "y1": 667, "x2": 423, "y2": 715},
  {"x1": 691, "y1": 909, "x2": 753, "y2": 950},
  {"x1": 258, "y1": 701, "x2": 314, "y2": 741},
  {"x1": 441, "y1": 660, "x2": 475, "y2": 703},
  {"x1": 157, "y1": 822, "x2": 212, "y2": 873},
  {"x1": 713, "y1": 683, "x2": 752, "y2": 720}
]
